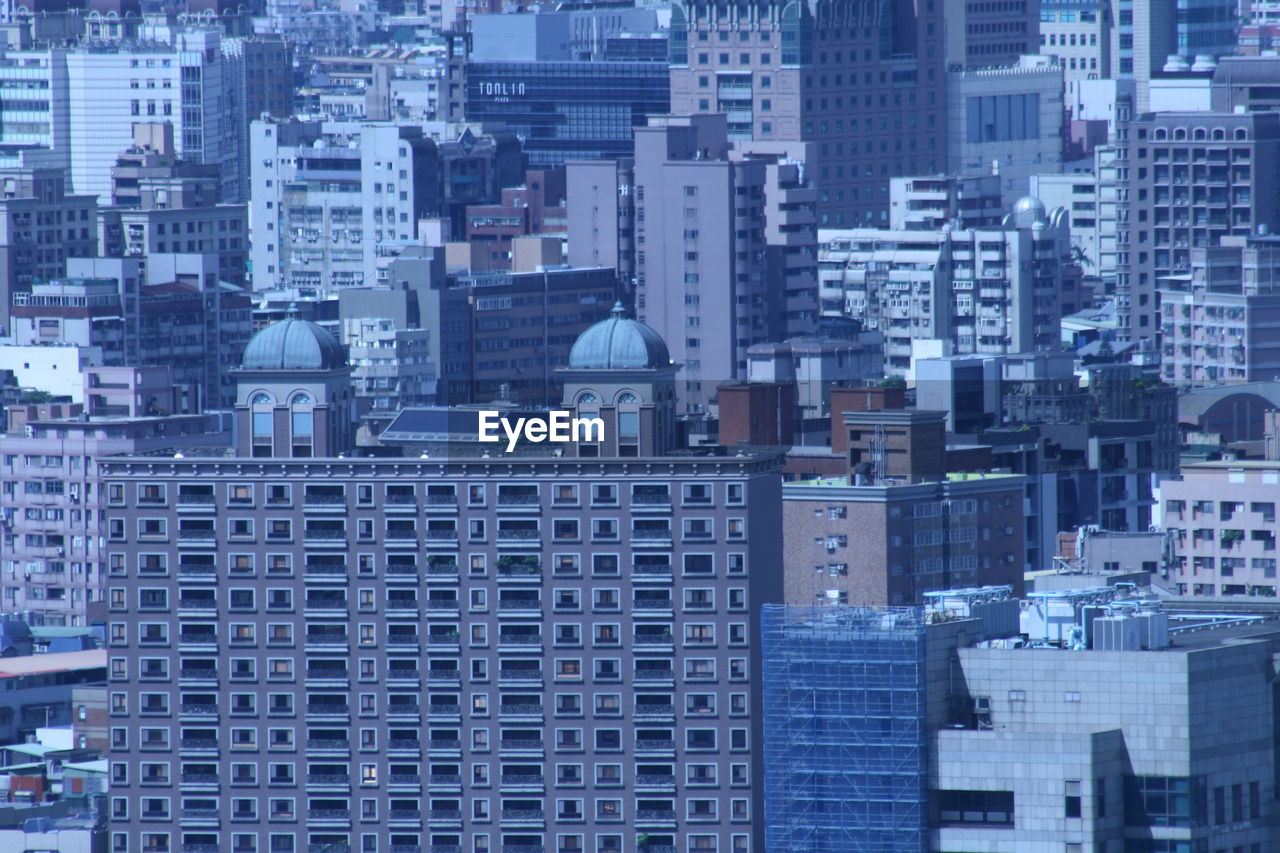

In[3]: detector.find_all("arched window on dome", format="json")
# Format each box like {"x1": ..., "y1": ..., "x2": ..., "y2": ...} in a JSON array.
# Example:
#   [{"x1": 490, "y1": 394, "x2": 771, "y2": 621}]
[
  {"x1": 290, "y1": 392, "x2": 314, "y2": 458},
  {"x1": 250, "y1": 392, "x2": 275, "y2": 457},
  {"x1": 616, "y1": 391, "x2": 641, "y2": 456}
]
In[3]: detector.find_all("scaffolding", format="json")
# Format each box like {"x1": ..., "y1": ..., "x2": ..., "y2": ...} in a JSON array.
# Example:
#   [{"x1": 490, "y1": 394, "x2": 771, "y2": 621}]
[{"x1": 762, "y1": 605, "x2": 927, "y2": 853}]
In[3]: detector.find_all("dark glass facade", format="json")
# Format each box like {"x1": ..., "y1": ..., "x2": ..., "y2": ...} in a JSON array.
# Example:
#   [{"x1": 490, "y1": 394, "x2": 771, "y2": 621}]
[{"x1": 465, "y1": 62, "x2": 670, "y2": 165}]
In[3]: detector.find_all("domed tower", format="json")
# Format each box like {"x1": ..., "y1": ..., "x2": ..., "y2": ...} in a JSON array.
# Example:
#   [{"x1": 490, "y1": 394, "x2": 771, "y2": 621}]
[
  {"x1": 232, "y1": 315, "x2": 355, "y2": 458},
  {"x1": 557, "y1": 302, "x2": 679, "y2": 456}
]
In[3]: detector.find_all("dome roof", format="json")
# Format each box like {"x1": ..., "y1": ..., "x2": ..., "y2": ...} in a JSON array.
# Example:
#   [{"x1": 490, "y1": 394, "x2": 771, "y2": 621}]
[
  {"x1": 241, "y1": 317, "x2": 346, "y2": 370},
  {"x1": 1007, "y1": 195, "x2": 1048, "y2": 227},
  {"x1": 568, "y1": 302, "x2": 671, "y2": 370}
]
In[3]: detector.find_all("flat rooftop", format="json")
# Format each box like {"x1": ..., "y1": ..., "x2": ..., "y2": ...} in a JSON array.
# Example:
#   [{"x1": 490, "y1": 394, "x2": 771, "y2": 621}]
[{"x1": 0, "y1": 650, "x2": 106, "y2": 677}]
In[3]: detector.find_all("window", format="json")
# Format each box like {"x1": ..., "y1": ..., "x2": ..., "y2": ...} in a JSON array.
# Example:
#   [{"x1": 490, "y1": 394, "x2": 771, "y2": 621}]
[
  {"x1": 933, "y1": 790, "x2": 1014, "y2": 826},
  {"x1": 1124, "y1": 776, "x2": 1201, "y2": 828}
]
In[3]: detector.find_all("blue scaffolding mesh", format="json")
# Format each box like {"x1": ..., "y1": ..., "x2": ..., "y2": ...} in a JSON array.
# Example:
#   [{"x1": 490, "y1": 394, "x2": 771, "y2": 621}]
[{"x1": 762, "y1": 605, "x2": 927, "y2": 853}]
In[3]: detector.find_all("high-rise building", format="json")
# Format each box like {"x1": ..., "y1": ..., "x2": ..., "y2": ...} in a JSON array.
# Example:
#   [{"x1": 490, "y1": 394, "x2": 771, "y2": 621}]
[
  {"x1": 781, "y1": 409, "x2": 1029, "y2": 602},
  {"x1": 942, "y1": 0, "x2": 1041, "y2": 68},
  {"x1": 432, "y1": 267, "x2": 619, "y2": 406},
  {"x1": 1161, "y1": 459, "x2": 1280, "y2": 598},
  {"x1": 668, "y1": 0, "x2": 948, "y2": 225},
  {"x1": 1114, "y1": 110, "x2": 1280, "y2": 341},
  {"x1": 944, "y1": 56, "x2": 1065, "y2": 205},
  {"x1": 818, "y1": 197, "x2": 1085, "y2": 374},
  {"x1": 1113, "y1": 0, "x2": 1240, "y2": 111},
  {"x1": 0, "y1": 153, "x2": 98, "y2": 335},
  {"x1": 104, "y1": 312, "x2": 786, "y2": 853},
  {"x1": 0, "y1": 29, "x2": 242, "y2": 203},
  {"x1": 1040, "y1": 0, "x2": 1112, "y2": 99},
  {"x1": 221, "y1": 36, "x2": 293, "y2": 203},
  {"x1": 248, "y1": 120, "x2": 441, "y2": 292},
  {"x1": 888, "y1": 173, "x2": 1004, "y2": 232},
  {"x1": 340, "y1": 317, "x2": 436, "y2": 441},
  {"x1": 98, "y1": 123, "x2": 249, "y2": 288},
  {"x1": 566, "y1": 158, "x2": 636, "y2": 291},
  {"x1": 463, "y1": 59, "x2": 670, "y2": 166},
  {"x1": 8, "y1": 254, "x2": 253, "y2": 409},
  {"x1": 0, "y1": 367, "x2": 230, "y2": 626},
  {"x1": 631, "y1": 115, "x2": 817, "y2": 414},
  {"x1": 1158, "y1": 235, "x2": 1280, "y2": 386},
  {"x1": 764, "y1": 590, "x2": 1280, "y2": 853}
]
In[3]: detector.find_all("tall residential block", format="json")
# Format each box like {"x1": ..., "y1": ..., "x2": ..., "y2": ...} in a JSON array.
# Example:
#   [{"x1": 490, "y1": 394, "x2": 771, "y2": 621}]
[
  {"x1": 1158, "y1": 235, "x2": 1280, "y2": 385},
  {"x1": 1115, "y1": 110, "x2": 1280, "y2": 342},
  {"x1": 819, "y1": 197, "x2": 1084, "y2": 374},
  {"x1": 632, "y1": 115, "x2": 817, "y2": 414},
  {"x1": 668, "y1": 0, "x2": 947, "y2": 225},
  {"x1": 104, "y1": 313, "x2": 786, "y2": 853},
  {"x1": 249, "y1": 120, "x2": 440, "y2": 291}
]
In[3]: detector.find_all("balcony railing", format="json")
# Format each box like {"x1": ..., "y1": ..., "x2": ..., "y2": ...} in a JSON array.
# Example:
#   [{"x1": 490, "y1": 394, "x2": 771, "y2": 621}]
[
  {"x1": 501, "y1": 774, "x2": 544, "y2": 785},
  {"x1": 499, "y1": 738, "x2": 544, "y2": 750},
  {"x1": 306, "y1": 739, "x2": 350, "y2": 750},
  {"x1": 388, "y1": 738, "x2": 421, "y2": 750},
  {"x1": 307, "y1": 773, "x2": 350, "y2": 784}
]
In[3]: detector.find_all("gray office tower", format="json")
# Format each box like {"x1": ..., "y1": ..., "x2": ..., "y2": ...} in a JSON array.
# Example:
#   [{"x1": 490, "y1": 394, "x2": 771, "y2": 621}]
[
  {"x1": 668, "y1": 0, "x2": 948, "y2": 226},
  {"x1": 105, "y1": 314, "x2": 784, "y2": 853}
]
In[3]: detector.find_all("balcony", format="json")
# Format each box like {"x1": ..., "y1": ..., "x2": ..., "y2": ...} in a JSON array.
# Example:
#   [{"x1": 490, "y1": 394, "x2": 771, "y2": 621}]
[
  {"x1": 307, "y1": 773, "x2": 351, "y2": 785},
  {"x1": 179, "y1": 667, "x2": 218, "y2": 682},
  {"x1": 304, "y1": 528, "x2": 347, "y2": 544},
  {"x1": 386, "y1": 563, "x2": 420, "y2": 579},
  {"x1": 303, "y1": 492, "x2": 347, "y2": 507},
  {"x1": 429, "y1": 773, "x2": 462, "y2": 787},
  {"x1": 499, "y1": 738, "x2": 544, "y2": 751},
  {"x1": 498, "y1": 599, "x2": 542, "y2": 614},
  {"x1": 305, "y1": 703, "x2": 350, "y2": 716},
  {"x1": 497, "y1": 529, "x2": 541, "y2": 543},
  {"x1": 636, "y1": 738, "x2": 676, "y2": 753},
  {"x1": 388, "y1": 773, "x2": 422, "y2": 786},
  {"x1": 634, "y1": 668, "x2": 675, "y2": 684},
  {"x1": 389, "y1": 738, "x2": 422, "y2": 751},
  {"x1": 305, "y1": 563, "x2": 348, "y2": 578},
  {"x1": 179, "y1": 632, "x2": 217, "y2": 647},
  {"x1": 498, "y1": 668, "x2": 543, "y2": 683},
  {"x1": 636, "y1": 774, "x2": 677, "y2": 788},
  {"x1": 179, "y1": 737, "x2": 218, "y2": 750},
  {"x1": 426, "y1": 599, "x2": 460, "y2": 612},
  {"x1": 428, "y1": 738, "x2": 462, "y2": 752},
  {"x1": 633, "y1": 562, "x2": 672, "y2": 579},
  {"x1": 499, "y1": 632, "x2": 542, "y2": 648},
  {"x1": 181, "y1": 703, "x2": 218, "y2": 716},
  {"x1": 501, "y1": 773, "x2": 545, "y2": 787},
  {"x1": 500, "y1": 808, "x2": 545, "y2": 823},
  {"x1": 306, "y1": 738, "x2": 350, "y2": 750},
  {"x1": 307, "y1": 808, "x2": 351, "y2": 821}
]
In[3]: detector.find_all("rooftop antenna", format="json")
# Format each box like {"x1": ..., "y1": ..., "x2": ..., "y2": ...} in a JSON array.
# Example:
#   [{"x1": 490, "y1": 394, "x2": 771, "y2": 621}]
[{"x1": 870, "y1": 423, "x2": 886, "y2": 484}]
